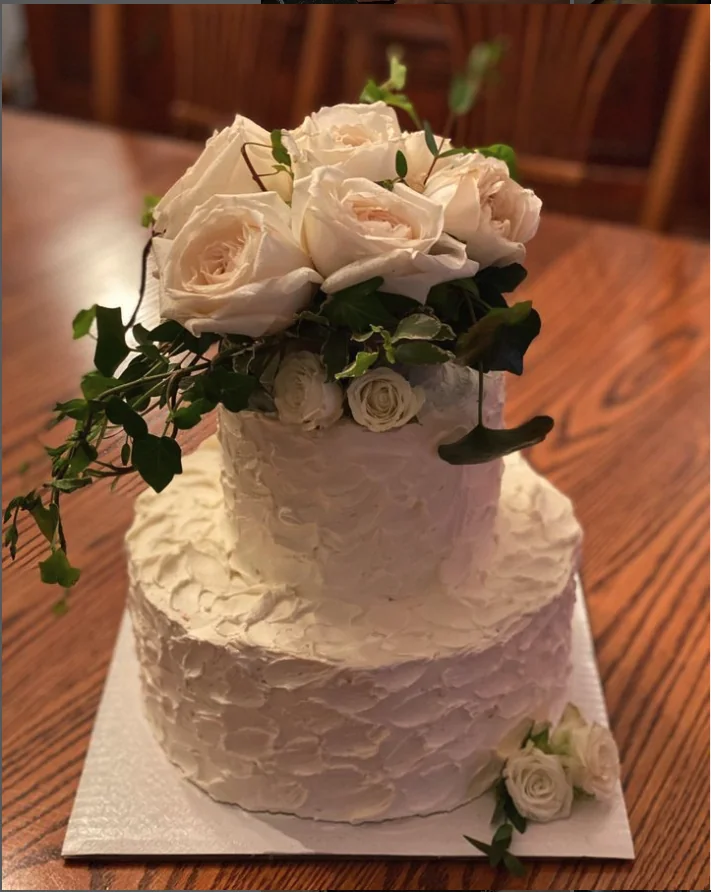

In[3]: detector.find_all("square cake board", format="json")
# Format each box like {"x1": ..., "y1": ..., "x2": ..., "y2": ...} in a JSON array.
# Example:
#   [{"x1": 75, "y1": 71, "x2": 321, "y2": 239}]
[{"x1": 62, "y1": 577, "x2": 634, "y2": 861}]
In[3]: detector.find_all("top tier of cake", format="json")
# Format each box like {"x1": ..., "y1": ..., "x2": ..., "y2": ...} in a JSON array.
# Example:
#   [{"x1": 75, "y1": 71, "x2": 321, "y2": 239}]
[{"x1": 218, "y1": 365, "x2": 505, "y2": 606}]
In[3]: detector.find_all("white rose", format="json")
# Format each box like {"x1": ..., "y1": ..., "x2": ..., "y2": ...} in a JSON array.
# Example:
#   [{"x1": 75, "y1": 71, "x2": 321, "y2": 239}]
[
  {"x1": 286, "y1": 102, "x2": 403, "y2": 182},
  {"x1": 425, "y1": 153, "x2": 541, "y2": 268},
  {"x1": 347, "y1": 368, "x2": 424, "y2": 432},
  {"x1": 551, "y1": 706, "x2": 620, "y2": 802},
  {"x1": 504, "y1": 743, "x2": 573, "y2": 823},
  {"x1": 401, "y1": 131, "x2": 453, "y2": 193},
  {"x1": 153, "y1": 193, "x2": 322, "y2": 338},
  {"x1": 273, "y1": 352, "x2": 343, "y2": 431},
  {"x1": 292, "y1": 167, "x2": 478, "y2": 304},
  {"x1": 154, "y1": 115, "x2": 292, "y2": 239}
]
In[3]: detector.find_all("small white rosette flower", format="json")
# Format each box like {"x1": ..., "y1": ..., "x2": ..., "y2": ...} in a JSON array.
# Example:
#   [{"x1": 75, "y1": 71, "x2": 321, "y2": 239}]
[
  {"x1": 292, "y1": 167, "x2": 478, "y2": 303},
  {"x1": 154, "y1": 193, "x2": 322, "y2": 338},
  {"x1": 503, "y1": 742, "x2": 574, "y2": 823},
  {"x1": 347, "y1": 368, "x2": 424, "y2": 433},
  {"x1": 273, "y1": 351, "x2": 343, "y2": 431},
  {"x1": 550, "y1": 704, "x2": 620, "y2": 801},
  {"x1": 154, "y1": 115, "x2": 292, "y2": 238},
  {"x1": 425, "y1": 153, "x2": 541, "y2": 268},
  {"x1": 286, "y1": 102, "x2": 403, "y2": 182}
]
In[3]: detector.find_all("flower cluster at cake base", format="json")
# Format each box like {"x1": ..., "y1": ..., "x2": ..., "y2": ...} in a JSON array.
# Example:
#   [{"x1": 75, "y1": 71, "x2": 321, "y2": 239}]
[{"x1": 465, "y1": 703, "x2": 621, "y2": 876}]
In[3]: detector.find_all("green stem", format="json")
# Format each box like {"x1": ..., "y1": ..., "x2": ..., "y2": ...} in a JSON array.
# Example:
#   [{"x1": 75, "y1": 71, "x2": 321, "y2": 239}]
[
  {"x1": 240, "y1": 142, "x2": 269, "y2": 193},
  {"x1": 126, "y1": 238, "x2": 153, "y2": 331},
  {"x1": 422, "y1": 111, "x2": 456, "y2": 188}
]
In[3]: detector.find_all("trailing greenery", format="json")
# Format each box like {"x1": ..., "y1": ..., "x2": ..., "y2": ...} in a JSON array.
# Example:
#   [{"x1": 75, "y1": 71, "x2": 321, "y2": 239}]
[
  {"x1": 465, "y1": 779, "x2": 527, "y2": 877},
  {"x1": 3, "y1": 42, "x2": 552, "y2": 596}
]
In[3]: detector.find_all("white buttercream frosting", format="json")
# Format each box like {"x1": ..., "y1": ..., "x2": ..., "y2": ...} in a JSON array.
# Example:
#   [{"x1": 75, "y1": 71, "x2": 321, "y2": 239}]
[
  {"x1": 218, "y1": 365, "x2": 505, "y2": 605},
  {"x1": 127, "y1": 427, "x2": 581, "y2": 823}
]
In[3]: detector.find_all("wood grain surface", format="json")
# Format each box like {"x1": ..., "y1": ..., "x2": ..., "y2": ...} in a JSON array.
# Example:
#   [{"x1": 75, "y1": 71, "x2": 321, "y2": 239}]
[{"x1": 2, "y1": 110, "x2": 709, "y2": 892}]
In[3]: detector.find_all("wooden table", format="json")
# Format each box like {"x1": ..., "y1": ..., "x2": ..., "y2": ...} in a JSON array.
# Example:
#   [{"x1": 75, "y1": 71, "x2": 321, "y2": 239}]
[{"x1": 2, "y1": 110, "x2": 709, "y2": 891}]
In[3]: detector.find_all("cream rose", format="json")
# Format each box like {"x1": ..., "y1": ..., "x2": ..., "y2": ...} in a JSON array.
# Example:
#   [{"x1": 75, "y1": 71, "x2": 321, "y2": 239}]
[
  {"x1": 551, "y1": 706, "x2": 619, "y2": 801},
  {"x1": 504, "y1": 743, "x2": 573, "y2": 823},
  {"x1": 292, "y1": 167, "x2": 478, "y2": 304},
  {"x1": 347, "y1": 368, "x2": 424, "y2": 432},
  {"x1": 153, "y1": 115, "x2": 292, "y2": 239},
  {"x1": 425, "y1": 153, "x2": 541, "y2": 268},
  {"x1": 273, "y1": 352, "x2": 343, "y2": 431},
  {"x1": 286, "y1": 102, "x2": 403, "y2": 182},
  {"x1": 153, "y1": 193, "x2": 322, "y2": 337}
]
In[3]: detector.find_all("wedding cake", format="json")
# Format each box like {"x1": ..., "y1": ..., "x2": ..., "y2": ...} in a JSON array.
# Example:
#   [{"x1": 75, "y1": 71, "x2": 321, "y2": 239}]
[{"x1": 5, "y1": 52, "x2": 619, "y2": 862}]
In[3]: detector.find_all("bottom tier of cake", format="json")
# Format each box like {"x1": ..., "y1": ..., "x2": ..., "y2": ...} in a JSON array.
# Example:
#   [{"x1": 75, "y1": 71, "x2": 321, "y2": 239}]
[{"x1": 126, "y1": 437, "x2": 581, "y2": 824}]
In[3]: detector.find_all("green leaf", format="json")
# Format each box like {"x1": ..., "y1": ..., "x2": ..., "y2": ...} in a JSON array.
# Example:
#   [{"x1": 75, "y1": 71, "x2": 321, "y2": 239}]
[
  {"x1": 170, "y1": 398, "x2": 214, "y2": 430},
  {"x1": 72, "y1": 305, "x2": 97, "y2": 340},
  {"x1": 393, "y1": 314, "x2": 453, "y2": 343},
  {"x1": 502, "y1": 851, "x2": 526, "y2": 878},
  {"x1": 145, "y1": 319, "x2": 185, "y2": 343},
  {"x1": 455, "y1": 302, "x2": 534, "y2": 368},
  {"x1": 504, "y1": 797, "x2": 528, "y2": 834},
  {"x1": 81, "y1": 372, "x2": 121, "y2": 401},
  {"x1": 423, "y1": 120, "x2": 438, "y2": 157},
  {"x1": 438, "y1": 147, "x2": 474, "y2": 159},
  {"x1": 120, "y1": 442, "x2": 131, "y2": 465},
  {"x1": 39, "y1": 549, "x2": 81, "y2": 588},
  {"x1": 141, "y1": 193, "x2": 160, "y2": 228},
  {"x1": 335, "y1": 351, "x2": 378, "y2": 380},
  {"x1": 380, "y1": 93, "x2": 420, "y2": 128},
  {"x1": 67, "y1": 440, "x2": 98, "y2": 476},
  {"x1": 204, "y1": 367, "x2": 257, "y2": 413},
  {"x1": 394, "y1": 341, "x2": 451, "y2": 365},
  {"x1": 105, "y1": 397, "x2": 149, "y2": 439},
  {"x1": 463, "y1": 835, "x2": 492, "y2": 857},
  {"x1": 30, "y1": 503, "x2": 59, "y2": 543},
  {"x1": 296, "y1": 310, "x2": 330, "y2": 326},
  {"x1": 132, "y1": 434, "x2": 182, "y2": 493},
  {"x1": 449, "y1": 74, "x2": 475, "y2": 116},
  {"x1": 51, "y1": 476, "x2": 93, "y2": 493},
  {"x1": 476, "y1": 144, "x2": 518, "y2": 181},
  {"x1": 492, "y1": 823, "x2": 513, "y2": 846},
  {"x1": 377, "y1": 291, "x2": 422, "y2": 320},
  {"x1": 360, "y1": 79, "x2": 384, "y2": 103},
  {"x1": 386, "y1": 48, "x2": 407, "y2": 90},
  {"x1": 322, "y1": 329, "x2": 351, "y2": 381},
  {"x1": 438, "y1": 416, "x2": 554, "y2": 465},
  {"x1": 4, "y1": 524, "x2": 19, "y2": 559},
  {"x1": 54, "y1": 398, "x2": 90, "y2": 422},
  {"x1": 52, "y1": 597, "x2": 70, "y2": 617},
  {"x1": 395, "y1": 150, "x2": 408, "y2": 179},
  {"x1": 322, "y1": 278, "x2": 395, "y2": 332},
  {"x1": 270, "y1": 129, "x2": 291, "y2": 166},
  {"x1": 476, "y1": 263, "x2": 527, "y2": 295},
  {"x1": 528, "y1": 726, "x2": 552, "y2": 752},
  {"x1": 94, "y1": 306, "x2": 129, "y2": 376}
]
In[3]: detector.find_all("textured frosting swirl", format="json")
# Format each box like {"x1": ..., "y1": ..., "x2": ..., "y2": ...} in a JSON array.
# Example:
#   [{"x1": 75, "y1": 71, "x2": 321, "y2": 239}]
[
  {"x1": 127, "y1": 439, "x2": 581, "y2": 822},
  {"x1": 218, "y1": 365, "x2": 505, "y2": 605}
]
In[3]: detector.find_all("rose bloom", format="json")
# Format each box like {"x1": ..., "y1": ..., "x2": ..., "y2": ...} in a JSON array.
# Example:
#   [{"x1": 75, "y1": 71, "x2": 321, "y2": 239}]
[
  {"x1": 286, "y1": 102, "x2": 403, "y2": 182},
  {"x1": 347, "y1": 368, "x2": 424, "y2": 432},
  {"x1": 425, "y1": 153, "x2": 541, "y2": 268},
  {"x1": 292, "y1": 167, "x2": 478, "y2": 304},
  {"x1": 154, "y1": 115, "x2": 292, "y2": 239},
  {"x1": 273, "y1": 352, "x2": 343, "y2": 431},
  {"x1": 504, "y1": 743, "x2": 573, "y2": 823},
  {"x1": 153, "y1": 193, "x2": 322, "y2": 337},
  {"x1": 550, "y1": 704, "x2": 620, "y2": 801}
]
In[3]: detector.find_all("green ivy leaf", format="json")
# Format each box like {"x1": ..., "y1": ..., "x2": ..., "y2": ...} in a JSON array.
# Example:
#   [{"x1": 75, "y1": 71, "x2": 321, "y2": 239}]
[
  {"x1": 67, "y1": 441, "x2": 98, "y2": 476},
  {"x1": 393, "y1": 314, "x2": 453, "y2": 343},
  {"x1": 39, "y1": 549, "x2": 81, "y2": 588},
  {"x1": 476, "y1": 144, "x2": 518, "y2": 181},
  {"x1": 4, "y1": 524, "x2": 18, "y2": 559},
  {"x1": 377, "y1": 291, "x2": 422, "y2": 320},
  {"x1": 423, "y1": 120, "x2": 438, "y2": 157},
  {"x1": 204, "y1": 367, "x2": 257, "y2": 413},
  {"x1": 72, "y1": 305, "x2": 97, "y2": 340},
  {"x1": 132, "y1": 434, "x2": 182, "y2": 493},
  {"x1": 476, "y1": 263, "x2": 527, "y2": 296},
  {"x1": 54, "y1": 399, "x2": 90, "y2": 422},
  {"x1": 360, "y1": 79, "x2": 384, "y2": 103},
  {"x1": 449, "y1": 74, "x2": 475, "y2": 116},
  {"x1": 170, "y1": 397, "x2": 215, "y2": 430},
  {"x1": 141, "y1": 193, "x2": 160, "y2": 228},
  {"x1": 322, "y1": 278, "x2": 395, "y2": 332},
  {"x1": 438, "y1": 416, "x2": 554, "y2": 465},
  {"x1": 322, "y1": 330, "x2": 351, "y2": 381},
  {"x1": 456, "y1": 302, "x2": 534, "y2": 369},
  {"x1": 51, "y1": 477, "x2": 93, "y2": 493},
  {"x1": 335, "y1": 351, "x2": 378, "y2": 380},
  {"x1": 30, "y1": 502, "x2": 59, "y2": 543},
  {"x1": 105, "y1": 396, "x2": 149, "y2": 439},
  {"x1": 395, "y1": 150, "x2": 408, "y2": 179},
  {"x1": 81, "y1": 372, "x2": 121, "y2": 401},
  {"x1": 94, "y1": 306, "x2": 130, "y2": 376},
  {"x1": 270, "y1": 129, "x2": 291, "y2": 166},
  {"x1": 386, "y1": 48, "x2": 407, "y2": 90},
  {"x1": 394, "y1": 341, "x2": 451, "y2": 365}
]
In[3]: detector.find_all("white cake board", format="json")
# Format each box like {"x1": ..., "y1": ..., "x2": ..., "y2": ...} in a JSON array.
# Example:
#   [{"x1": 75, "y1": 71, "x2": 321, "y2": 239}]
[{"x1": 62, "y1": 578, "x2": 633, "y2": 861}]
